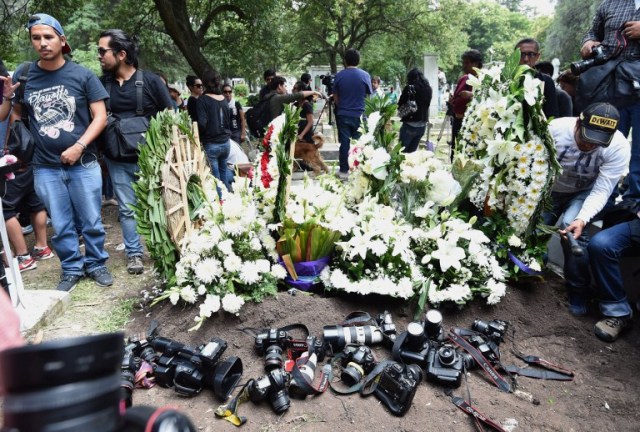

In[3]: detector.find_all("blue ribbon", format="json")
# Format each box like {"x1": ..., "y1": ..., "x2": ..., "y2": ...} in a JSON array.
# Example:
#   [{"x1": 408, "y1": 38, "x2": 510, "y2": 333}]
[{"x1": 507, "y1": 251, "x2": 543, "y2": 276}]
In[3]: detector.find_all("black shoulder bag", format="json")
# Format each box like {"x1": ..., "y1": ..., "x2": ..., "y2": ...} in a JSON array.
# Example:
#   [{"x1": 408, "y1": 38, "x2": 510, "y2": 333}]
[
  {"x1": 397, "y1": 85, "x2": 417, "y2": 119},
  {"x1": 103, "y1": 70, "x2": 149, "y2": 162},
  {"x1": 6, "y1": 62, "x2": 35, "y2": 163}
]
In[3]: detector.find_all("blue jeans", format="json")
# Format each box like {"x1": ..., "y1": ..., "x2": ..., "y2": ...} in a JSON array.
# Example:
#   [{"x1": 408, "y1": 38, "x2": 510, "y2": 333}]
[
  {"x1": 204, "y1": 141, "x2": 230, "y2": 191},
  {"x1": 336, "y1": 115, "x2": 362, "y2": 173},
  {"x1": 588, "y1": 218, "x2": 640, "y2": 318},
  {"x1": 34, "y1": 161, "x2": 109, "y2": 276},
  {"x1": 105, "y1": 159, "x2": 144, "y2": 257},
  {"x1": 399, "y1": 123, "x2": 426, "y2": 153},
  {"x1": 543, "y1": 190, "x2": 592, "y2": 303},
  {"x1": 617, "y1": 102, "x2": 640, "y2": 199}
]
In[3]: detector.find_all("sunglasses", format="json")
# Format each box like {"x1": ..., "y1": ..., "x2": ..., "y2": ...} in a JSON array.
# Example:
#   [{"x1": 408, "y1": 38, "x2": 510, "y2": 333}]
[
  {"x1": 223, "y1": 90, "x2": 232, "y2": 94},
  {"x1": 520, "y1": 51, "x2": 539, "y2": 58},
  {"x1": 97, "y1": 47, "x2": 114, "y2": 57}
]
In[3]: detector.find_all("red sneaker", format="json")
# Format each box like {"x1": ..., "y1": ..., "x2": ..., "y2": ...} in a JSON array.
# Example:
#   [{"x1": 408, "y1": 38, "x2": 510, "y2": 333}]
[
  {"x1": 31, "y1": 246, "x2": 55, "y2": 260},
  {"x1": 17, "y1": 255, "x2": 37, "y2": 272}
]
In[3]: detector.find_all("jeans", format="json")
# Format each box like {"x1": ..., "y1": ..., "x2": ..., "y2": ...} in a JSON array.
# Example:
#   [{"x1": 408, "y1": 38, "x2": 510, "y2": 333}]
[
  {"x1": 105, "y1": 159, "x2": 144, "y2": 257},
  {"x1": 542, "y1": 189, "x2": 593, "y2": 301},
  {"x1": 588, "y1": 218, "x2": 640, "y2": 317},
  {"x1": 336, "y1": 115, "x2": 362, "y2": 173},
  {"x1": 617, "y1": 102, "x2": 640, "y2": 199},
  {"x1": 399, "y1": 123, "x2": 426, "y2": 153},
  {"x1": 204, "y1": 141, "x2": 230, "y2": 191},
  {"x1": 34, "y1": 160, "x2": 109, "y2": 275}
]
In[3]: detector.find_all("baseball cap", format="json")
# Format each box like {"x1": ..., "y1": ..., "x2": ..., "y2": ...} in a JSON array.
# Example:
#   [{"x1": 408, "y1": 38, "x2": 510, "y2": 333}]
[
  {"x1": 26, "y1": 13, "x2": 72, "y2": 54},
  {"x1": 579, "y1": 102, "x2": 620, "y2": 147}
]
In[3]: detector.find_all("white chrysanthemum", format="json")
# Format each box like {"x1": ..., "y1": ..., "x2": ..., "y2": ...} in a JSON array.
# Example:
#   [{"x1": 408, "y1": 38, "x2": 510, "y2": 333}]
[
  {"x1": 486, "y1": 280, "x2": 507, "y2": 305},
  {"x1": 270, "y1": 264, "x2": 288, "y2": 279},
  {"x1": 239, "y1": 261, "x2": 260, "y2": 284},
  {"x1": 223, "y1": 254, "x2": 242, "y2": 273},
  {"x1": 329, "y1": 269, "x2": 350, "y2": 289},
  {"x1": 255, "y1": 259, "x2": 271, "y2": 274},
  {"x1": 199, "y1": 294, "x2": 221, "y2": 317},
  {"x1": 197, "y1": 284, "x2": 207, "y2": 295},
  {"x1": 428, "y1": 170, "x2": 462, "y2": 206},
  {"x1": 217, "y1": 239, "x2": 234, "y2": 255},
  {"x1": 194, "y1": 258, "x2": 223, "y2": 284},
  {"x1": 222, "y1": 293, "x2": 245, "y2": 315},
  {"x1": 180, "y1": 285, "x2": 197, "y2": 303},
  {"x1": 250, "y1": 237, "x2": 262, "y2": 251},
  {"x1": 508, "y1": 234, "x2": 522, "y2": 248}
]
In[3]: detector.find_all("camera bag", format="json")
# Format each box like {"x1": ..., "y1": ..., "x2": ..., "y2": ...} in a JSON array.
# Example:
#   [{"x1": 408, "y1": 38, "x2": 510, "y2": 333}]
[
  {"x1": 102, "y1": 70, "x2": 149, "y2": 163},
  {"x1": 397, "y1": 85, "x2": 417, "y2": 119},
  {"x1": 5, "y1": 62, "x2": 35, "y2": 164}
]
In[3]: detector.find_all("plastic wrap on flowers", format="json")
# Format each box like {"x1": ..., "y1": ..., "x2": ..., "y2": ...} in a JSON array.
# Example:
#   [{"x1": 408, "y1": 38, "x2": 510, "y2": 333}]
[{"x1": 278, "y1": 256, "x2": 331, "y2": 291}]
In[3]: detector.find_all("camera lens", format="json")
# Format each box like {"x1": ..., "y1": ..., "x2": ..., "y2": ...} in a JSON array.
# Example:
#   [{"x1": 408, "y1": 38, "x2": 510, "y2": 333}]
[
  {"x1": 341, "y1": 362, "x2": 365, "y2": 386},
  {"x1": 424, "y1": 310, "x2": 444, "y2": 341},
  {"x1": 139, "y1": 345, "x2": 159, "y2": 364},
  {"x1": 437, "y1": 345, "x2": 458, "y2": 366},
  {"x1": 472, "y1": 319, "x2": 488, "y2": 334},
  {"x1": 264, "y1": 344, "x2": 284, "y2": 372},
  {"x1": 406, "y1": 322, "x2": 426, "y2": 352},
  {"x1": 323, "y1": 325, "x2": 383, "y2": 350},
  {"x1": 121, "y1": 405, "x2": 197, "y2": 432},
  {"x1": 0, "y1": 332, "x2": 124, "y2": 432},
  {"x1": 267, "y1": 369, "x2": 290, "y2": 413}
]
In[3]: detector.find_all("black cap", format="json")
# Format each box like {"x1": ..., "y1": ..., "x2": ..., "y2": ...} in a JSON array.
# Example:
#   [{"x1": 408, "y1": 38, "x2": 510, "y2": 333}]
[{"x1": 579, "y1": 102, "x2": 620, "y2": 147}]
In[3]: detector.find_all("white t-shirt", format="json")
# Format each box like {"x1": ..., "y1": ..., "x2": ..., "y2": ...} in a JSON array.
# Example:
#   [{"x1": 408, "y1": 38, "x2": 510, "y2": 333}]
[
  {"x1": 227, "y1": 139, "x2": 249, "y2": 166},
  {"x1": 549, "y1": 117, "x2": 630, "y2": 223}
]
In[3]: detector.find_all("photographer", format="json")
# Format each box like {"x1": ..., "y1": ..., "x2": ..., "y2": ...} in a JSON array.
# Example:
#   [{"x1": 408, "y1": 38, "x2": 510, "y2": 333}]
[
  {"x1": 449, "y1": 50, "x2": 482, "y2": 157},
  {"x1": 516, "y1": 38, "x2": 558, "y2": 119},
  {"x1": 546, "y1": 103, "x2": 630, "y2": 317},
  {"x1": 398, "y1": 68, "x2": 432, "y2": 153},
  {"x1": 581, "y1": 1, "x2": 640, "y2": 201}
]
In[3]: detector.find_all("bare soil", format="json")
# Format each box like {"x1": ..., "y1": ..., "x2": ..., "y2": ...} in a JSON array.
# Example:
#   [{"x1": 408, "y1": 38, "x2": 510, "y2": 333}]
[{"x1": 27, "y1": 207, "x2": 640, "y2": 432}]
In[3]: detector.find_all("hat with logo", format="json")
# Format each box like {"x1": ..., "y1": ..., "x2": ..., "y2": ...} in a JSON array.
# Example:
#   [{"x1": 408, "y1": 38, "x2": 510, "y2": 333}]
[
  {"x1": 579, "y1": 102, "x2": 620, "y2": 147},
  {"x1": 26, "y1": 13, "x2": 72, "y2": 54}
]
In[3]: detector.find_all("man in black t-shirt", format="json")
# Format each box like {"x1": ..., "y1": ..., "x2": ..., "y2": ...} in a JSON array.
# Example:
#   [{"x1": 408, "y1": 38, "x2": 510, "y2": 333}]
[
  {"x1": 99, "y1": 29, "x2": 173, "y2": 275},
  {"x1": 259, "y1": 69, "x2": 276, "y2": 100},
  {"x1": 186, "y1": 75, "x2": 203, "y2": 123},
  {"x1": 516, "y1": 38, "x2": 559, "y2": 119}
]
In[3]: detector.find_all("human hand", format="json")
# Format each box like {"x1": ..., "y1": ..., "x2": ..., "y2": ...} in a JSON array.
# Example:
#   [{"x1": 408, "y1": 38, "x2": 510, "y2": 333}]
[
  {"x1": 60, "y1": 144, "x2": 84, "y2": 165},
  {"x1": 460, "y1": 90, "x2": 473, "y2": 100},
  {"x1": 623, "y1": 21, "x2": 640, "y2": 40},
  {"x1": 1, "y1": 76, "x2": 20, "y2": 100},
  {"x1": 580, "y1": 40, "x2": 601, "y2": 59},
  {"x1": 560, "y1": 218, "x2": 586, "y2": 240}
]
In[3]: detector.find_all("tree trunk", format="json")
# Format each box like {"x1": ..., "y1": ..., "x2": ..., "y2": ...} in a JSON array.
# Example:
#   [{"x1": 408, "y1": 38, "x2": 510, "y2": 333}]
[{"x1": 154, "y1": 0, "x2": 212, "y2": 77}]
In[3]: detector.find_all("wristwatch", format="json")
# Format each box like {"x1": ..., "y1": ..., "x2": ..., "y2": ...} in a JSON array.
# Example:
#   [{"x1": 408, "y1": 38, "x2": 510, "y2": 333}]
[{"x1": 2, "y1": 92, "x2": 15, "y2": 103}]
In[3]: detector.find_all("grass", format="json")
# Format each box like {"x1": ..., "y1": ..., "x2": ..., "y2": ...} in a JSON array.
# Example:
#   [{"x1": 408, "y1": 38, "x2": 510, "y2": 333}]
[{"x1": 96, "y1": 297, "x2": 136, "y2": 333}]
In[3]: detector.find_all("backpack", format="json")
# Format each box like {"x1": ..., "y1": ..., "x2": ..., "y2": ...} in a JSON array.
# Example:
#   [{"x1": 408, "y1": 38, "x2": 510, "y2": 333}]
[{"x1": 245, "y1": 93, "x2": 275, "y2": 138}]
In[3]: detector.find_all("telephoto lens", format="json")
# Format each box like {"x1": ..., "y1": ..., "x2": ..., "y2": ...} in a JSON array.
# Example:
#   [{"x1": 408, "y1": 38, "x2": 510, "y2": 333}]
[
  {"x1": 0, "y1": 332, "x2": 123, "y2": 432},
  {"x1": 267, "y1": 369, "x2": 291, "y2": 413},
  {"x1": 289, "y1": 353, "x2": 317, "y2": 399},
  {"x1": 424, "y1": 309, "x2": 445, "y2": 342},
  {"x1": 264, "y1": 344, "x2": 284, "y2": 372},
  {"x1": 323, "y1": 325, "x2": 384, "y2": 351},
  {"x1": 406, "y1": 322, "x2": 427, "y2": 352}
]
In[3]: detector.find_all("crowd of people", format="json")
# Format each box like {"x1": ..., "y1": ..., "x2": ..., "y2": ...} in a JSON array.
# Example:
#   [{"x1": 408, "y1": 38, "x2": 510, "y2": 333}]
[{"x1": 1, "y1": 2, "x2": 639, "y2": 343}]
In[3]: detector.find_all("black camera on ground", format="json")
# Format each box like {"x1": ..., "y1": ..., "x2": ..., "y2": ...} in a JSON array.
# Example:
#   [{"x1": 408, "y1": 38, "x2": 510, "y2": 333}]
[
  {"x1": 425, "y1": 344, "x2": 465, "y2": 388},
  {"x1": 373, "y1": 362, "x2": 423, "y2": 417},
  {"x1": 340, "y1": 345, "x2": 376, "y2": 386},
  {"x1": 319, "y1": 74, "x2": 335, "y2": 94},
  {"x1": 472, "y1": 319, "x2": 508, "y2": 344},
  {"x1": 459, "y1": 335, "x2": 500, "y2": 370},
  {"x1": 392, "y1": 321, "x2": 432, "y2": 369},
  {"x1": 152, "y1": 336, "x2": 242, "y2": 400},
  {"x1": 247, "y1": 368, "x2": 291, "y2": 413},
  {"x1": 323, "y1": 324, "x2": 384, "y2": 351},
  {"x1": 254, "y1": 329, "x2": 323, "y2": 371},
  {"x1": 376, "y1": 310, "x2": 398, "y2": 344},
  {"x1": 571, "y1": 45, "x2": 608, "y2": 75},
  {"x1": 423, "y1": 309, "x2": 446, "y2": 342}
]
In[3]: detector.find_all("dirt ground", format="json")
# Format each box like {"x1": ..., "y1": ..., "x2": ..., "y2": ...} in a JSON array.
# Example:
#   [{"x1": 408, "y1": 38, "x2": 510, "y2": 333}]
[{"x1": 21, "y1": 207, "x2": 640, "y2": 432}]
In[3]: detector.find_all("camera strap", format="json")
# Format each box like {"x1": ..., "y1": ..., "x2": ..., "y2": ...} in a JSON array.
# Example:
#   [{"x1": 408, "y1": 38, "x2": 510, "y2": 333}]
[
  {"x1": 327, "y1": 353, "x2": 364, "y2": 395},
  {"x1": 448, "y1": 330, "x2": 513, "y2": 393},
  {"x1": 451, "y1": 396, "x2": 509, "y2": 432},
  {"x1": 215, "y1": 380, "x2": 253, "y2": 427},
  {"x1": 290, "y1": 355, "x2": 331, "y2": 395},
  {"x1": 501, "y1": 350, "x2": 575, "y2": 381},
  {"x1": 359, "y1": 360, "x2": 397, "y2": 396}
]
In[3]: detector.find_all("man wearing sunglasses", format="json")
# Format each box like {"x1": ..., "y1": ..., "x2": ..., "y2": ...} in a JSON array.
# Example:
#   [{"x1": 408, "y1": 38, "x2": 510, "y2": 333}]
[
  {"x1": 98, "y1": 29, "x2": 173, "y2": 276},
  {"x1": 186, "y1": 75, "x2": 203, "y2": 123},
  {"x1": 11, "y1": 13, "x2": 111, "y2": 291},
  {"x1": 516, "y1": 38, "x2": 559, "y2": 119}
]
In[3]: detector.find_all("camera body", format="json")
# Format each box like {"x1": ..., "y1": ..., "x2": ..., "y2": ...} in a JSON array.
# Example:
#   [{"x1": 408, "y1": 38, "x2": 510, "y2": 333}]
[
  {"x1": 374, "y1": 362, "x2": 423, "y2": 417},
  {"x1": 255, "y1": 329, "x2": 323, "y2": 371},
  {"x1": 459, "y1": 335, "x2": 500, "y2": 370},
  {"x1": 571, "y1": 45, "x2": 608, "y2": 75},
  {"x1": 425, "y1": 344, "x2": 465, "y2": 388},
  {"x1": 247, "y1": 368, "x2": 291, "y2": 413},
  {"x1": 393, "y1": 322, "x2": 431, "y2": 369},
  {"x1": 472, "y1": 319, "x2": 508, "y2": 344},
  {"x1": 341, "y1": 345, "x2": 376, "y2": 386},
  {"x1": 319, "y1": 74, "x2": 335, "y2": 94},
  {"x1": 152, "y1": 337, "x2": 227, "y2": 396},
  {"x1": 377, "y1": 311, "x2": 397, "y2": 344}
]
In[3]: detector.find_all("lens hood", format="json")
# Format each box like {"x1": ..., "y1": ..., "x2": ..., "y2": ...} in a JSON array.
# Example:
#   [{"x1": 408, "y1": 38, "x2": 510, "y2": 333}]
[{"x1": 213, "y1": 356, "x2": 243, "y2": 400}]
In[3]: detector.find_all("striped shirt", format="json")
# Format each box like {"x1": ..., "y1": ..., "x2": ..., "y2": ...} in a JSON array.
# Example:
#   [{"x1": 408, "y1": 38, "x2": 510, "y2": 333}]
[{"x1": 583, "y1": 0, "x2": 640, "y2": 59}]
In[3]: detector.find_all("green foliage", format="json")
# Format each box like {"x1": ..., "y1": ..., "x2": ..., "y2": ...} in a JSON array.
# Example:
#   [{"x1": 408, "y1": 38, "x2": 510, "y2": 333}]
[
  {"x1": 233, "y1": 83, "x2": 248, "y2": 97},
  {"x1": 132, "y1": 110, "x2": 193, "y2": 285},
  {"x1": 545, "y1": 0, "x2": 602, "y2": 67}
]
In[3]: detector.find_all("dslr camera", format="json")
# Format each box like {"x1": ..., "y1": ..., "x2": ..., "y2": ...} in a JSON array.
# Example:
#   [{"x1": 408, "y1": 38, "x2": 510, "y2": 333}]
[
  {"x1": 392, "y1": 321, "x2": 431, "y2": 369},
  {"x1": 459, "y1": 334, "x2": 501, "y2": 370},
  {"x1": 425, "y1": 344, "x2": 465, "y2": 388},
  {"x1": 152, "y1": 336, "x2": 243, "y2": 400},
  {"x1": 373, "y1": 362, "x2": 423, "y2": 417},
  {"x1": 340, "y1": 345, "x2": 376, "y2": 386},
  {"x1": 247, "y1": 368, "x2": 291, "y2": 413},
  {"x1": 254, "y1": 329, "x2": 323, "y2": 371},
  {"x1": 571, "y1": 45, "x2": 608, "y2": 75},
  {"x1": 472, "y1": 319, "x2": 508, "y2": 344},
  {"x1": 319, "y1": 74, "x2": 335, "y2": 94}
]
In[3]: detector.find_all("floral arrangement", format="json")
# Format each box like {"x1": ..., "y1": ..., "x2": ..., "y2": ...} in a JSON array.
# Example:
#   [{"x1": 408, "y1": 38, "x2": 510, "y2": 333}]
[
  {"x1": 456, "y1": 49, "x2": 561, "y2": 276},
  {"x1": 154, "y1": 178, "x2": 286, "y2": 330}
]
